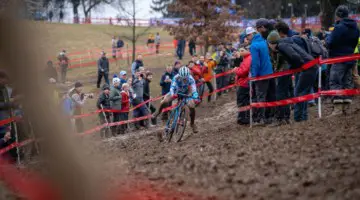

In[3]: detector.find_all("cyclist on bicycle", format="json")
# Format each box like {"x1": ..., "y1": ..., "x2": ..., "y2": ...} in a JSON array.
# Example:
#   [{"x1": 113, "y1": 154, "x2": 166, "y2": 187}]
[{"x1": 152, "y1": 66, "x2": 199, "y2": 133}]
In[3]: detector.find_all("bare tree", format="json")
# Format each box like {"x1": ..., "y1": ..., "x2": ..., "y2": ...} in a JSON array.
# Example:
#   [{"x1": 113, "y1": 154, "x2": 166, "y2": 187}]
[
  {"x1": 81, "y1": 0, "x2": 114, "y2": 19},
  {"x1": 113, "y1": 0, "x2": 151, "y2": 62}
]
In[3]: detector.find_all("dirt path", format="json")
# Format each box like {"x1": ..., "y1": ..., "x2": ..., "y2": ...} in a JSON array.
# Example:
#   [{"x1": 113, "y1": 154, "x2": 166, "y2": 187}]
[{"x1": 94, "y1": 94, "x2": 360, "y2": 200}]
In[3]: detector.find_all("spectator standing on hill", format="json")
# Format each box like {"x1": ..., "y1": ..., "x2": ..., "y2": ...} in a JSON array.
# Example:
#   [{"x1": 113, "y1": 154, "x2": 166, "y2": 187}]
[
  {"x1": 189, "y1": 37, "x2": 196, "y2": 56},
  {"x1": 132, "y1": 70, "x2": 148, "y2": 129},
  {"x1": 326, "y1": 5, "x2": 360, "y2": 116},
  {"x1": 57, "y1": 50, "x2": 69, "y2": 83},
  {"x1": 119, "y1": 70, "x2": 127, "y2": 88},
  {"x1": 97, "y1": 51, "x2": 110, "y2": 88},
  {"x1": 119, "y1": 83, "x2": 131, "y2": 134},
  {"x1": 97, "y1": 84, "x2": 111, "y2": 138},
  {"x1": 177, "y1": 38, "x2": 186, "y2": 60},
  {"x1": 117, "y1": 37, "x2": 124, "y2": 58},
  {"x1": 48, "y1": 10, "x2": 53, "y2": 22},
  {"x1": 267, "y1": 31, "x2": 317, "y2": 122},
  {"x1": 131, "y1": 55, "x2": 144, "y2": 79},
  {"x1": 234, "y1": 48, "x2": 251, "y2": 125},
  {"x1": 251, "y1": 20, "x2": 275, "y2": 125},
  {"x1": 160, "y1": 66, "x2": 173, "y2": 121},
  {"x1": 110, "y1": 78, "x2": 122, "y2": 136},
  {"x1": 111, "y1": 36, "x2": 117, "y2": 58},
  {"x1": 44, "y1": 60, "x2": 58, "y2": 82},
  {"x1": 155, "y1": 32, "x2": 161, "y2": 54}
]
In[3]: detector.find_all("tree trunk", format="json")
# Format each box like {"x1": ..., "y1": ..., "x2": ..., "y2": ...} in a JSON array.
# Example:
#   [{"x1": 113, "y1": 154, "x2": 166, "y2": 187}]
[
  {"x1": 320, "y1": 0, "x2": 347, "y2": 29},
  {"x1": 132, "y1": 0, "x2": 136, "y2": 62},
  {"x1": 73, "y1": 4, "x2": 79, "y2": 23}
]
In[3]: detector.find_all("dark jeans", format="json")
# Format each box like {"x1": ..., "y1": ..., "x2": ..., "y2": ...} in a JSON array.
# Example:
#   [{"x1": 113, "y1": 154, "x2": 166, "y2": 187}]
[
  {"x1": 294, "y1": 67, "x2": 318, "y2": 122},
  {"x1": 119, "y1": 112, "x2": 129, "y2": 133},
  {"x1": 254, "y1": 79, "x2": 276, "y2": 123},
  {"x1": 189, "y1": 46, "x2": 196, "y2": 56},
  {"x1": 97, "y1": 72, "x2": 109, "y2": 88},
  {"x1": 216, "y1": 73, "x2": 226, "y2": 96},
  {"x1": 112, "y1": 113, "x2": 121, "y2": 135},
  {"x1": 275, "y1": 75, "x2": 292, "y2": 121},
  {"x1": 156, "y1": 44, "x2": 160, "y2": 54},
  {"x1": 199, "y1": 82, "x2": 214, "y2": 102},
  {"x1": 237, "y1": 86, "x2": 250, "y2": 124},
  {"x1": 329, "y1": 62, "x2": 354, "y2": 101},
  {"x1": 176, "y1": 46, "x2": 184, "y2": 60},
  {"x1": 60, "y1": 66, "x2": 68, "y2": 83},
  {"x1": 133, "y1": 99, "x2": 149, "y2": 127}
]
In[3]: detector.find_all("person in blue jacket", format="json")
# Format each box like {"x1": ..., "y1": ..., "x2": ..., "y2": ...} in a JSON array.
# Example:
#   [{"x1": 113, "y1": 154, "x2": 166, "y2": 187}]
[
  {"x1": 250, "y1": 19, "x2": 275, "y2": 125},
  {"x1": 326, "y1": 5, "x2": 360, "y2": 116}
]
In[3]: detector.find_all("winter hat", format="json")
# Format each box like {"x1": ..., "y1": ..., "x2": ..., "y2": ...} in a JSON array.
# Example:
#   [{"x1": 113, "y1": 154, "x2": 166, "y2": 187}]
[
  {"x1": 245, "y1": 27, "x2": 256, "y2": 35},
  {"x1": 335, "y1": 5, "x2": 349, "y2": 19},
  {"x1": 256, "y1": 18, "x2": 269, "y2": 29},
  {"x1": 74, "y1": 82, "x2": 83, "y2": 88},
  {"x1": 102, "y1": 84, "x2": 110, "y2": 90},
  {"x1": 267, "y1": 31, "x2": 281, "y2": 44},
  {"x1": 120, "y1": 70, "x2": 127, "y2": 76},
  {"x1": 112, "y1": 77, "x2": 121, "y2": 85}
]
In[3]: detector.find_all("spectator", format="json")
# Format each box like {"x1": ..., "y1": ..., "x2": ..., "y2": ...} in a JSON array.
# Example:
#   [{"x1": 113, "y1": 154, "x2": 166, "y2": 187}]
[
  {"x1": 69, "y1": 82, "x2": 93, "y2": 133},
  {"x1": 189, "y1": 37, "x2": 196, "y2": 56},
  {"x1": 57, "y1": 50, "x2": 69, "y2": 83},
  {"x1": 96, "y1": 84, "x2": 111, "y2": 138},
  {"x1": 117, "y1": 37, "x2": 124, "y2": 58},
  {"x1": 44, "y1": 60, "x2": 58, "y2": 82},
  {"x1": 97, "y1": 51, "x2": 110, "y2": 88},
  {"x1": 267, "y1": 31, "x2": 317, "y2": 122},
  {"x1": 48, "y1": 10, "x2": 53, "y2": 22},
  {"x1": 119, "y1": 83, "x2": 131, "y2": 134},
  {"x1": 317, "y1": 27, "x2": 326, "y2": 41},
  {"x1": 0, "y1": 71, "x2": 13, "y2": 140},
  {"x1": 119, "y1": 70, "x2": 127, "y2": 88},
  {"x1": 177, "y1": 38, "x2": 186, "y2": 60},
  {"x1": 255, "y1": 18, "x2": 274, "y2": 39},
  {"x1": 59, "y1": 10, "x2": 64, "y2": 23},
  {"x1": 159, "y1": 65, "x2": 173, "y2": 121},
  {"x1": 214, "y1": 51, "x2": 228, "y2": 97},
  {"x1": 132, "y1": 70, "x2": 148, "y2": 129},
  {"x1": 203, "y1": 53, "x2": 216, "y2": 102},
  {"x1": 251, "y1": 21, "x2": 275, "y2": 125},
  {"x1": 110, "y1": 78, "x2": 122, "y2": 136},
  {"x1": 111, "y1": 36, "x2": 117, "y2": 58},
  {"x1": 234, "y1": 48, "x2": 251, "y2": 125},
  {"x1": 155, "y1": 32, "x2": 161, "y2": 54},
  {"x1": 326, "y1": 5, "x2": 360, "y2": 116},
  {"x1": 131, "y1": 54, "x2": 144, "y2": 78},
  {"x1": 233, "y1": 51, "x2": 243, "y2": 68},
  {"x1": 172, "y1": 60, "x2": 182, "y2": 76},
  {"x1": 143, "y1": 71, "x2": 156, "y2": 125}
]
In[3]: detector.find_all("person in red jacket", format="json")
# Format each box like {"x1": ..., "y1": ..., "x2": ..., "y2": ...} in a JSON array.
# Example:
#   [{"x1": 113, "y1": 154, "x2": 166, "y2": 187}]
[
  {"x1": 234, "y1": 49, "x2": 251, "y2": 125},
  {"x1": 119, "y1": 83, "x2": 130, "y2": 134}
]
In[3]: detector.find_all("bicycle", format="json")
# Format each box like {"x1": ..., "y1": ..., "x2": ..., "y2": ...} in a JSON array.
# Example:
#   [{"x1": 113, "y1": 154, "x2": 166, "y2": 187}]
[{"x1": 163, "y1": 93, "x2": 193, "y2": 142}]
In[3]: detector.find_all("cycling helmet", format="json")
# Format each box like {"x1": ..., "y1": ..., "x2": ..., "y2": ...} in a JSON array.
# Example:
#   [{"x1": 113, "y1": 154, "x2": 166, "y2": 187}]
[{"x1": 179, "y1": 66, "x2": 190, "y2": 78}]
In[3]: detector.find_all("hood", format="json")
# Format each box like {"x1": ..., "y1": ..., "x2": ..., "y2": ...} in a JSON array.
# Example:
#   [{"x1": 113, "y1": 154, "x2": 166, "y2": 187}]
[{"x1": 340, "y1": 18, "x2": 358, "y2": 29}]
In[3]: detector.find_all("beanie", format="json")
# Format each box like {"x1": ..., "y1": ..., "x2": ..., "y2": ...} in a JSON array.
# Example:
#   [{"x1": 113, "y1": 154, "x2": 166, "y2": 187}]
[
  {"x1": 102, "y1": 84, "x2": 110, "y2": 90},
  {"x1": 112, "y1": 77, "x2": 121, "y2": 85},
  {"x1": 335, "y1": 5, "x2": 349, "y2": 19},
  {"x1": 267, "y1": 31, "x2": 281, "y2": 44}
]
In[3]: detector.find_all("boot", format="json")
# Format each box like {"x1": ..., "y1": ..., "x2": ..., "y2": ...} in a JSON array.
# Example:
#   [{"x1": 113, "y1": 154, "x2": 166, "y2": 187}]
[
  {"x1": 189, "y1": 108, "x2": 198, "y2": 133},
  {"x1": 191, "y1": 124, "x2": 199, "y2": 133},
  {"x1": 330, "y1": 104, "x2": 343, "y2": 117}
]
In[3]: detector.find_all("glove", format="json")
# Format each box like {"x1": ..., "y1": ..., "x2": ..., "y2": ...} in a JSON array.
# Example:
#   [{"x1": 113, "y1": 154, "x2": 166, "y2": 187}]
[
  {"x1": 172, "y1": 94, "x2": 178, "y2": 99},
  {"x1": 192, "y1": 92, "x2": 199, "y2": 99}
]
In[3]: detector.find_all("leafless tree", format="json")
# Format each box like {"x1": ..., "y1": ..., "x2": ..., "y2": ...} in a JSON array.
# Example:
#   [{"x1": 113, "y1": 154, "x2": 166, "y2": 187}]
[{"x1": 81, "y1": 0, "x2": 114, "y2": 19}]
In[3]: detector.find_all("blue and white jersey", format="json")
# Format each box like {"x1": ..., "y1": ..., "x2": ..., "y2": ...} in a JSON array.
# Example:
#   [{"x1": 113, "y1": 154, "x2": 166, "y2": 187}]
[{"x1": 169, "y1": 75, "x2": 198, "y2": 98}]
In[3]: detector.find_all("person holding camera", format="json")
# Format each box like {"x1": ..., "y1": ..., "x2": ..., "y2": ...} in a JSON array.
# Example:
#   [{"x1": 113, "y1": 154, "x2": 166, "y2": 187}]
[
  {"x1": 69, "y1": 82, "x2": 93, "y2": 133},
  {"x1": 132, "y1": 69, "x2": 148, "y2": 129}
]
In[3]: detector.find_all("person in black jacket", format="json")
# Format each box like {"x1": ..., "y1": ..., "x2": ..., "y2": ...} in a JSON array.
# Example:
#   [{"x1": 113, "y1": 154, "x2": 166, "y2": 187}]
[
  {"x1": 267, "y1": 31, "x2": 317, "y2": 122},
  {"x1": 143, "y1": 71, "x2": 156, "y2": 125},
  {"x1": 97, "y1": 51, "x2": 110, "y2": 88},
  {"x1": 326, "y1": 5, "x2": 360, "y2": 115},
  {"x1": 189, "y1": 38, "x2": 196, "y2": 56},
  {"x1": 96, "y1": 84, "x2": 111, "y2": 138},
  {"x1": 159, "y1": 66, "x2": 173, "y2": 121},
  {"x1": 215, "y1": 51, "x2": 229, "y2": 97}
]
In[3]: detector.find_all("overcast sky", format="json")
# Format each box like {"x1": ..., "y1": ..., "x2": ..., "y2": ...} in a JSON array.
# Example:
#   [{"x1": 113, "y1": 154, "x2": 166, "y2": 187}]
[{"x1": 63, "y1": 0, "x2": 161, "y2": 20}]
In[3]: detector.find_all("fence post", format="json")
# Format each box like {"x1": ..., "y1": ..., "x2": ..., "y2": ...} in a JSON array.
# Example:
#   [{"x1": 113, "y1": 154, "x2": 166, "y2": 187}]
[
  {"x1": 249, "y1": 80, "x2": 253, "y2": 128},
  {"x1": 318, "y1": 60, "x2": 322, "y2": 119},
  {"x1": 126, "y1": 44, "x2": 130, "y2": 66}
]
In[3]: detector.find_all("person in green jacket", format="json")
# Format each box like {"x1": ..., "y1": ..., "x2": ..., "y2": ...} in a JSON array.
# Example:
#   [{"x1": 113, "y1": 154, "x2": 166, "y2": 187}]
[{"x1": 110, "y1": 78, "x2": 122, "y2": 136}]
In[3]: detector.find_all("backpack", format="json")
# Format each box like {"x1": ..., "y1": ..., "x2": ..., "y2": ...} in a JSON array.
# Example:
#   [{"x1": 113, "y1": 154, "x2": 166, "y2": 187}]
[{"x1": 296, "y1": 36, "x2": 328, "y2": 58}]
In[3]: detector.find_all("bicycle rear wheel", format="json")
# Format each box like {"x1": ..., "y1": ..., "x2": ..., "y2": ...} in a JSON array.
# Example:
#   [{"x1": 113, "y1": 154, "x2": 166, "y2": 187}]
[{"x1": 173, "y1": 107, "x2": 187, "y2": 142}]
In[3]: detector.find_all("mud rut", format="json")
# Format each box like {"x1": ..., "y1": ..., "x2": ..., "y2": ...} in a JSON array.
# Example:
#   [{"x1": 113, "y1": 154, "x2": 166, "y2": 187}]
[{"x1": 84, "y1": 92, "x2": 360, "y2": 200}]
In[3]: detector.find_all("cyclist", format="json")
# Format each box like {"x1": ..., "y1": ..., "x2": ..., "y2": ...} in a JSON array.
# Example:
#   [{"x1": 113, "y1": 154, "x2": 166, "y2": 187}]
[{"x1": 152, "y1": 66, "x2": 199, "y2": 134}]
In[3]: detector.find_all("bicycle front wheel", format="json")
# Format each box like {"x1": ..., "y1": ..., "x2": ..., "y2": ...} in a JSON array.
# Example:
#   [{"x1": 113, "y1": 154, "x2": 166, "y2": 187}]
[{"x1": 173, "y1": 107, "x2": 188, "y2": 142}]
